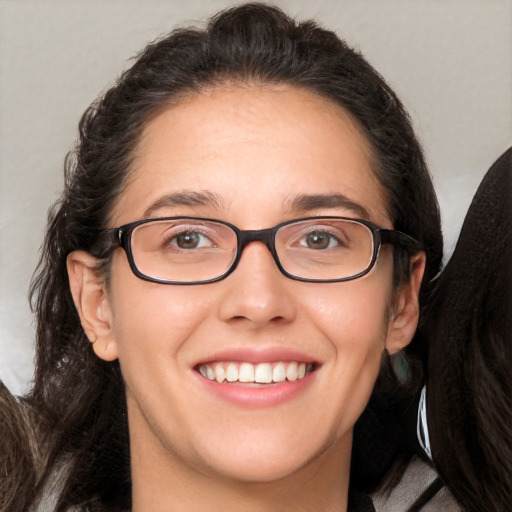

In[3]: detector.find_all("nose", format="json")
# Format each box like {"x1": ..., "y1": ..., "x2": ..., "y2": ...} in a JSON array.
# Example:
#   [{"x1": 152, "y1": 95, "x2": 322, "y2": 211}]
[{"x1": 217, "y1": 241, "x2": 297, "y2": 327}]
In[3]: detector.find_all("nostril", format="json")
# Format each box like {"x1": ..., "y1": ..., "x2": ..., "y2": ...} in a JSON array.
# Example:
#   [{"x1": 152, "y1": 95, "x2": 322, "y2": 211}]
[
  {"x1": 231, "y1": 314, "x2": 283, "y2": 320},
  {"x1": 228, "y1": 314, "x2": 288, "y2": 325}
]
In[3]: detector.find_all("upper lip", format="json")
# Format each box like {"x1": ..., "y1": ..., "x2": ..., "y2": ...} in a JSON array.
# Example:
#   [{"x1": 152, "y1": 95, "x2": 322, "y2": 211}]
[{"x1": 192, "y1": 347, "x2": 320, "y2": 366}]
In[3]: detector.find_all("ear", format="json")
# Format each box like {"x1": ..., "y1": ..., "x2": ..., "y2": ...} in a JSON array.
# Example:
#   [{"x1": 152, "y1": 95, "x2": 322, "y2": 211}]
[
  {"x1": 67, "y1": 250, "x2": 119, "y2": 361},
  {"x1": 385, "y1": 252, "x2": 426, "y2": 354}
]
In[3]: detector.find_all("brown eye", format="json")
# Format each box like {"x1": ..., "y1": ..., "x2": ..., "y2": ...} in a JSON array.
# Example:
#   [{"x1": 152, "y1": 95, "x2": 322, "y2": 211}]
[
  {"x1": 175, "y1": 232, "x2": 201, "y2": 249},
  {"x1": 305, "y1": 232, "x2": 334, "y2": 249}
]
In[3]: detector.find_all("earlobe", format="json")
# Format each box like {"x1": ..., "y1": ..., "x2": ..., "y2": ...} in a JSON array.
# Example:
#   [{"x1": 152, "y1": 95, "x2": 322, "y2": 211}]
[
  {"x1": 67, "y1": 251, "x2": 119, "y2": 362},
  {"x1": 385, "y1": 252, "x2": 426, "y2": 354}
]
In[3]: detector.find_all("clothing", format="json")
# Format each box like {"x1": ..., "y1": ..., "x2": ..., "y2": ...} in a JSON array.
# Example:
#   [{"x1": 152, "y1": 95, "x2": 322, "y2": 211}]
[
  {"x1": 372, "y1": 456, "x2": 460, "y2": 512},
  {"x1": 349, "y1": 489, "x2": 377, "y2": 512}
]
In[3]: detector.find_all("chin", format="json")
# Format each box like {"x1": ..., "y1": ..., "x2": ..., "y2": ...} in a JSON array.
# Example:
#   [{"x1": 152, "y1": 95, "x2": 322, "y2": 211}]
[
  {"x1": 196, "y1": 426, "x2": 346, "y2": 485},
  {"x1": 210, "y1": 452, "x2": 317, "y2": 484}
]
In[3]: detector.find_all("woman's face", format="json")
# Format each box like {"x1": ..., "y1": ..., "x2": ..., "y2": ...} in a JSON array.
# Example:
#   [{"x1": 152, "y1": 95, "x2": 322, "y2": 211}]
[{"x1": 71, "y1": 85, "x2": 422, "y2": 485}]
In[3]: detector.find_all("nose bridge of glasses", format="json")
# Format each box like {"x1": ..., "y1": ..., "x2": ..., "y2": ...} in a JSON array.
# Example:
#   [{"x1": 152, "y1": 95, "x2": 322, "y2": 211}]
[{"x1": 238, "y1": 227, "x2": 276, "y2": 256}]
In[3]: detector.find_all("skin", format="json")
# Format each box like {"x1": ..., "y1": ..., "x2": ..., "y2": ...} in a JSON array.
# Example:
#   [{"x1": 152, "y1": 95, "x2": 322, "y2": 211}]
[{"x1": 67, "y1": 85, "x2": 425, "y2": 512}]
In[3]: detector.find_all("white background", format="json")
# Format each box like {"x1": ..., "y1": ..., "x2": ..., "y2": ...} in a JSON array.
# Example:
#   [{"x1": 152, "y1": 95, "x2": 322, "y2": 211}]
[{"x1": 1, "y1": 0, "x2": 511, "y2": 395}]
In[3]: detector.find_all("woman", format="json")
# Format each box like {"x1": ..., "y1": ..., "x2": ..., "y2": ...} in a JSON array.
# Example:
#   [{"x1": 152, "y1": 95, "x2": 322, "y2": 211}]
[{"x1": 1, "y1": 4, "x2": 444, "y2": 511}]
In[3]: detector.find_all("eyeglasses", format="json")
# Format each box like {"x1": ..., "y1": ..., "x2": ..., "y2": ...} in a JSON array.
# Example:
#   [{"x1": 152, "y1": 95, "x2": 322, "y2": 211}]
[{"x1": 92, "y1": 216, "x2": 420, "y2": 285}]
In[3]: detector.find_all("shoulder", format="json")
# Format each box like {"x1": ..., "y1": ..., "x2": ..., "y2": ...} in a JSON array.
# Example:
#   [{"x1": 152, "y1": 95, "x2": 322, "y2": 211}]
[{"x1": 372, "y1": 456, "x2": 460, "y2": 512}]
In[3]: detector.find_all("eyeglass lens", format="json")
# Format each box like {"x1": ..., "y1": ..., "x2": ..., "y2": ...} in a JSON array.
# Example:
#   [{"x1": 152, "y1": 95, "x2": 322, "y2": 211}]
[{"x1": 130, "y1": 218, "x2": 375, "y2": 283}]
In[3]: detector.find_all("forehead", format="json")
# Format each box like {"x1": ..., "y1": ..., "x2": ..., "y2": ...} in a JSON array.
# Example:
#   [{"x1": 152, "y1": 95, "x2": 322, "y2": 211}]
[{"x1": 114, "y1": 85, "x2": 390, "y2": 227}]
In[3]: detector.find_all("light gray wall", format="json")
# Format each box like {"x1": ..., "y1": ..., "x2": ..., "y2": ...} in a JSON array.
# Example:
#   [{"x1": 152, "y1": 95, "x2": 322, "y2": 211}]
[{"x1": 1, "y1": 0, "x2": 511, "y2": 395}]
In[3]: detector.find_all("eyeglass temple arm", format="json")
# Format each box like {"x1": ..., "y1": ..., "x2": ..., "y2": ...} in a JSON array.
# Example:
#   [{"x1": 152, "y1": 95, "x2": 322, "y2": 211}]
[
  {"x1": 380, "y1": 229, "x2": 422, "y2": 253},
  {"x1": 88, "y1": 228, "x2": 123, "y2": 259}
]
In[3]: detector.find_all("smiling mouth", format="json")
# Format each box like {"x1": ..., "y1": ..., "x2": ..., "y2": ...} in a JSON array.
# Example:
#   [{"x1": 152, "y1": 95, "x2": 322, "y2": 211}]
[{"x1": 196, "y1": 361, "x2": 316, "y2": 384}]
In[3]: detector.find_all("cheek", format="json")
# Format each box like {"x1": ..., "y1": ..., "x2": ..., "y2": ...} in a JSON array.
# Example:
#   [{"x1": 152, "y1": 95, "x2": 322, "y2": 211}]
[
  {"x1": 107, "y1": 260, "x2": 214, "y2": 361},
  {"x1": 301, "y1": 277, "x2": 392, "y2": 425},
  {"x1": 314, "y1": 289, "x2": 388, "y2": 395},
  {"x1": 306, "y1": 277, "x2": 391, "y2": 351}
]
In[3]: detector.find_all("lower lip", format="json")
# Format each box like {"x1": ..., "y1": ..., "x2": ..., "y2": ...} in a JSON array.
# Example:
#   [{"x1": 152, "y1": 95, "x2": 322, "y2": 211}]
[{"x1": 195, "y1": 371, "x2": 316, "y2": 408}]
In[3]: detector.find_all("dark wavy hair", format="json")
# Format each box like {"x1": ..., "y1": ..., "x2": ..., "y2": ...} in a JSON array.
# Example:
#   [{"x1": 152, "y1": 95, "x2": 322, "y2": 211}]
[
  {"x1": 424, "y1": 148, "x2": 512, "y2": 511},
  {"x1": 2, "y1": 4, "x2": 443, "y2": 511}
]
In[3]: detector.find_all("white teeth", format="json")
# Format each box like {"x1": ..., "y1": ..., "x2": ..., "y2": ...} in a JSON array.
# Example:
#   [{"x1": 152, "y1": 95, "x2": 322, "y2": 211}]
[
  {"x1": 272, "y1": 362, "x2": 286, "y2": 383},
  {"x1": 286, "y1": 362, "x2": 298, "y2": 381},
  {"x1": 254, "y1": 363, "x2": 273, "y2": 384},
  {"x1": 239, "y1": 362, "x2": 255, "y2": 383},
  {"x1": 198, "y1": 361, "x2": 314, "y2": 384},
  {"x1": 214, "y1": 363, "x2": 226, "y2": 383},
  {"x1": 226, "y1": 362, "x2": 238, "y2": 382}
]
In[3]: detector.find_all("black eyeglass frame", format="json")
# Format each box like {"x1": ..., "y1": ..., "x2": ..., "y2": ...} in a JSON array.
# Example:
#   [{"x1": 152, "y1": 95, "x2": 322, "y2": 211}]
[{"x1": 91, "y1": 216, "x2": 421, "y2": 285}]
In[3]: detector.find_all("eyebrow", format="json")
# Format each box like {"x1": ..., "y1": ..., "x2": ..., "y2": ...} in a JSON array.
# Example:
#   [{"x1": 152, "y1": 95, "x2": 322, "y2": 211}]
[
  {"x1": 143, "y1": 190, "x2": 222, "y2": 218},
  {"x1": 287, "y1": 193, "x2": 370, "y2": 219},
  {"x1": 142, "y1": 190, "x2": 370, "y2": 220}
]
